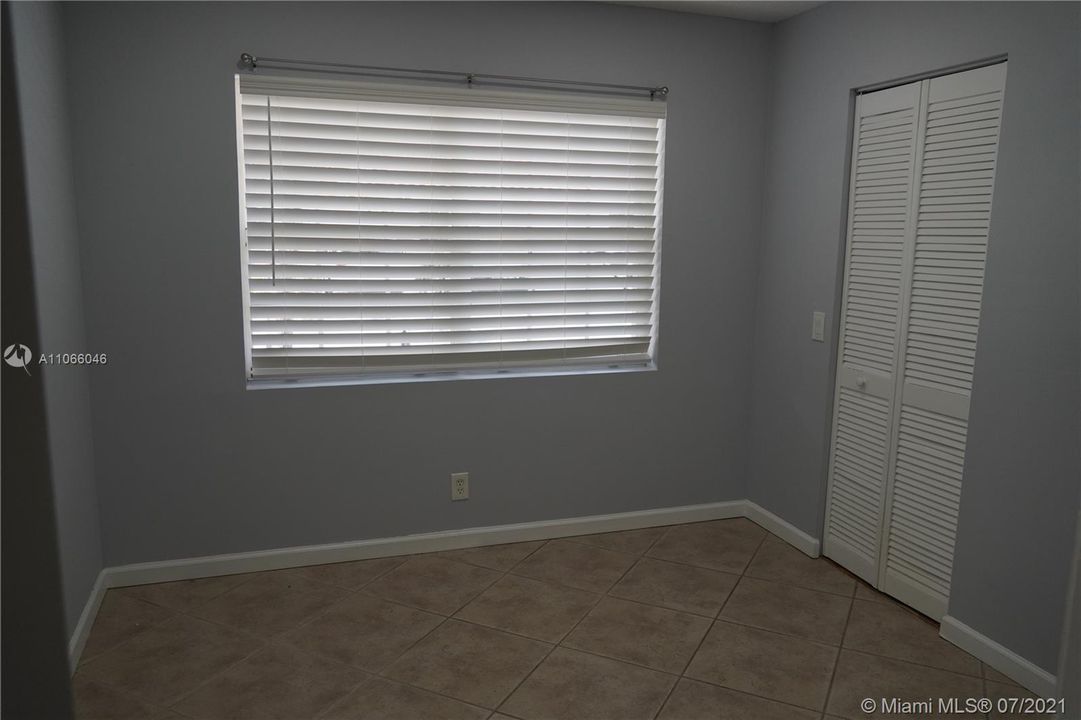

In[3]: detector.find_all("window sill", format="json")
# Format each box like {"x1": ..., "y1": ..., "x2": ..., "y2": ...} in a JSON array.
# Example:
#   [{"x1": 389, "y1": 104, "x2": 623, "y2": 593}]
[{"x1": 246, "y1": 361, "x2": 656, "y2": 391}]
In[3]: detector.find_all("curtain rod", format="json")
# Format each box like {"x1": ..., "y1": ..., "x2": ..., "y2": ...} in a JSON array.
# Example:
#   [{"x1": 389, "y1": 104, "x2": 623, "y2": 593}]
[{"x1": 237, "y1": 53, "x2": 669, "y2": 100}]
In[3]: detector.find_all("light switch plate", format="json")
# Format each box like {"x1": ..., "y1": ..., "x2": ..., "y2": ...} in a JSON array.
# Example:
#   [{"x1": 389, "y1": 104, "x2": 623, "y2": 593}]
[{"x1": 812, "y1": 311, "x2": 826, "y2": 342}]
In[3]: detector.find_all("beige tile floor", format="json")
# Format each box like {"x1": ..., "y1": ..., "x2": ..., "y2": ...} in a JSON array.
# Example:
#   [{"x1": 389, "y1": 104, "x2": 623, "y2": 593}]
[{"x1": 74, "y1": 519, "x2": 1037, "y2": 719}]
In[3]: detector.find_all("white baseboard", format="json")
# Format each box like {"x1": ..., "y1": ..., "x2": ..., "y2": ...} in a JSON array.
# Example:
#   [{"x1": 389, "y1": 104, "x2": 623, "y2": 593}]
[
  {"x1": 66, "y1": 497, "x2": 1053, "y2": 706},
  {"x1": 940, "y1": 615, "x2": 1057, "y2": 697},
  {"x1": 67, "y1": 501, "x2": 737, "y2": 668},
  {"x1": 67, "y1": 569, "x2": 108, "y2": 672},
  {"x1": 744, "y1": 501, "x2": 821, "y2": 557},
  {"x1": 105, "y1": 500, "x2": 746, "y2": 589}
]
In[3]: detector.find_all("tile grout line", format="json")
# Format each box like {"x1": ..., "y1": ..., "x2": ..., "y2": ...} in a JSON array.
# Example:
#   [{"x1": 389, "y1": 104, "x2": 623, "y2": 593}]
[
  {"x1": 687, "y1": 530, "x2": 845, "y2": 719},
  {"x1": 454, "y1": 600, "x2": 600, "y2": 648},
  {"x1": 158, "y1": 571, "x2": 375, "y2": 710},
  {"x1": 96, "y1": 566, "x2": 272, "y2": 657},
  {"x1": 635, "y1": 523, "x2": 673, "y2": 556},
  {"x1": 156, "y1": 570, "x2": 372, "y2": 712},
  {"x1": 680, "y1": 676, "x2": 844, "y2": 718},
  {"x1": 77, "y1": 606, "x2": 271, "y2": 715},
  {"x1": 445, "y1": 536, "x2": 552, "y2": 573},
  {"x1": 435, "y1": 539, "x2": 697, "y2": 649},
  {"x1": 316, "y1": 675, "x2": 494, "y2": 720},
  {"x1": 117, "y1": 557, "x2": 407, "y2": 717},
  {"x1": 502, "y1": 527, "x2": 763, "y2": 598},
  {"x1": 592, "y1": 585, "x2": 719, "y2": 621},
  {"x1": 318, "y1": 545, "x2": 546, "y2": 717},
  {"x1": 980, "y1": 661, "x2": 990, "y2": 720},
  {"x1": 271, "y1": 557, "x2": 432, "y2": 718},
  {"x1": 283, "y1": 555, "x2": 412, "y2": 634},
  {"x1": 698, "y1": 611, "x2": 848, "y2": 650},
  {"x1": 366, "y1": 550, "x2": 530, "y2": 699},
  {"x1": 288, "y1": 550, "x2": 572, "y2": 665},
  {"x1": 392, "y1": 539, "x2": 955, "y2": 710},
  {"x1": 499, "y1": 536, "x2": 557, "y2": 575},
  {"x1": 493, "y1": 528, "x2": 668, "y2": 716},
  {"x1": 821, "y1": 536, "x2": 856, "y2": 717},
  {"x1": 72, "y1": 672, "x2": 178, "y2": 717},
  {"x1": 654, "y1": 527, "x2": 770, "y2": 718},
  {"x1": 649, "y1": 526, "x2": 770, "y2": 719},
  {"x1": 560, "y1": 525, "x2": 670, "y2": 556},
  {"x1": 164, "y1": 641, "x2": 267, "y2": 713},
  {"x1": 332, "y1": 527, "x2": 957, "y2": 716},
  {"x1": 80, "y1": 530, "x2": 670, "y2": 715},
  {"x1": 357, "y1": 539, "x2": 566, "y2": 712},
  {"x1": 490, "y1": 616, "x2": 576, "y2": 715},
  {"x1": 111, "y1": 569, "x2": 261, "y2": 613},
  {"x1": 77, "y1": 524, "x2": 993, "y2": 719},
  {"x1": 626, "y1": 525, "x2": 851, "y2": 713},
  {"x1": 492, "y1": 605, "x2": 581, "y2": 708},
  {"x1": 819, "y1": 584, "x2": 857, "y2": 719},
  {"x1": 715, "y1": 565, "x2": 857, "y2": 646},
  {"x1": 75, "y1": 591, "x2": 181, "y2": 668},
  {"x1": 530, "y1": 640, "x2": 837, "y2": 720},
  {"x1": 703, "y1": 579, "x2": 982, "y2": 679},
  {"x1": 500, "y1": 537, "x2": 642, "y2": 595},
  {"x1": 831, "y1": 645, "x2": 988, "y2": 682},
  {"x1": 641, "y1": 547, "x2": 765, "y2": 576}
]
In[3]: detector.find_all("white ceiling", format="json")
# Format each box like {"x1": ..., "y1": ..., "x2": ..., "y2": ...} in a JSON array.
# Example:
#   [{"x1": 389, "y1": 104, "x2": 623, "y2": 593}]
[{"x1": 609, "y1": 1, "x2": 824, "y2": 23}]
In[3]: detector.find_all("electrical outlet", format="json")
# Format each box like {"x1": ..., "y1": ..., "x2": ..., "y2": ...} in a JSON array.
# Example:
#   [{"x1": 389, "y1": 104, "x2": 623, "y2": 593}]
[{"x1": 451, "y1": 472, "x2": 469, "y2": 501}]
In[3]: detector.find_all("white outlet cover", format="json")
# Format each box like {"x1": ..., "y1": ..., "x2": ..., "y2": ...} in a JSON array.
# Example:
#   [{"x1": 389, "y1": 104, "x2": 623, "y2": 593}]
[{"x1": 451, "y1": 472, "x2": 469, "y2": 501}]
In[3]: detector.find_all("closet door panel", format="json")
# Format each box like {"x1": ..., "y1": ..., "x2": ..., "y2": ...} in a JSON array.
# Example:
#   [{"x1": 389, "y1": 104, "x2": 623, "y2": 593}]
[
  {"x1": 824, "y1": 81, "x2": 922, "y2": 583},
  {"x1": 881, "y1": 405, "x2": 968, "y2": 617},
  {"x1": 880, "y1": 63, "x2": 1006, "y2": 619}
]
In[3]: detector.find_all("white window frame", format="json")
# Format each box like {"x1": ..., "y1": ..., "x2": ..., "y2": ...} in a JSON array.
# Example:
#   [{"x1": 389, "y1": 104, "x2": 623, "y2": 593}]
[{"x1": 235, "y1": 73, "x2": 667, "y2": 388}]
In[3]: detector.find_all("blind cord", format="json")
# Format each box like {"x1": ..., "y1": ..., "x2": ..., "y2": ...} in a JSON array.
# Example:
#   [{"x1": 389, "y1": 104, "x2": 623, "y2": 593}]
[{"x1": 265, "y1": 97, "x2": 277, "y2": 287}]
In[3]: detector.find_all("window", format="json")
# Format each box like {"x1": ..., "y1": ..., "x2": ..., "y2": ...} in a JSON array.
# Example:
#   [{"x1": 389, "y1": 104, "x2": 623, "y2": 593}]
[{"x1": 236, "y1": 74, "x2": 666, "y2": 384}]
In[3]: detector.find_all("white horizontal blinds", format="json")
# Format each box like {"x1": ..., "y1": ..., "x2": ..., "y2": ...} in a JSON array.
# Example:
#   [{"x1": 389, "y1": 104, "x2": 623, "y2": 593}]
[
  {"x1": 823, "y1": 80, "x2": 921, "y2": 583},
  {"x1": 238, "y1": 80, "x2": 665, "y2": 377},
  {"x1": 880, "y1": 63, "x2": 1006, "y2": 619}
]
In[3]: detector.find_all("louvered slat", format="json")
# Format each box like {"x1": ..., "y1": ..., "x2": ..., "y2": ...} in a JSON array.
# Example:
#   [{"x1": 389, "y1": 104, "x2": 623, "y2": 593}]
[
  {"x1": 826, "y1": 388, "x2": 892, "y2": 569},
  {"x1": 903, "y1": 81, "x2": 1002, "y2": 395},
  {"x1": 840, "y1": 102, "x2": 914, "y2": 375},
  {"x1": 885, "y1": 405, "x2": 969, "y2": 599},
  {"x1": 237, "y1": 80, "x2": 666, "y2": 377}
]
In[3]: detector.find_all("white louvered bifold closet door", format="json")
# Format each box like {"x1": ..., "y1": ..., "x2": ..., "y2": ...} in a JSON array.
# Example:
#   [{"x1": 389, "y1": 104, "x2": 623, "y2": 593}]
[
  {"x1": 824, "y1": 62, "x2": 1007, "y2": 618},
  {"x1": 823, "y1": 80, "x2": 923, "y2": 584},
  {"x1": 235, "y1": 75, "x2": 666, "y2": 380},
  {"x1": 879, "y1": 63, "x2": 1007, "y2": 618}
]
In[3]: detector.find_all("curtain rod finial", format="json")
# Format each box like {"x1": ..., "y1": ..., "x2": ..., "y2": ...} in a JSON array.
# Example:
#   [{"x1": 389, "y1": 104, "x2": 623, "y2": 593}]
[{"x1": 238, "y1": 53, "x2": 256, "y2": 72}]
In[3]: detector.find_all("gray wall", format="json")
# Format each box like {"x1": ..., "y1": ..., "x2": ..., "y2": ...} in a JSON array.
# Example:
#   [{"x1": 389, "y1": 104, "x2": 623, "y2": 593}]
[
  {"x1": 748, "y1": 2, "x2": 1081, "y2": 674},
  {"x1": 61, "y1": 2, "x2": 771, "y2": 566},
  {"x1": 10, "y1": 2, "x2": 104, "y2": 638}
]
